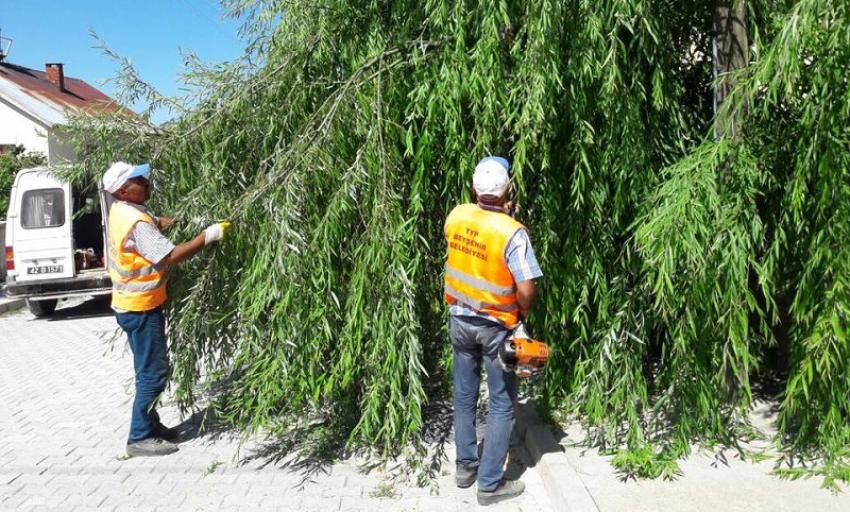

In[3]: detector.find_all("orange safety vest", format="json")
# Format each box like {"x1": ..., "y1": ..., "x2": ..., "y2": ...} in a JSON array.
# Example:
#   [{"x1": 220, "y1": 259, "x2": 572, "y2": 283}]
[
  {"x1": 107, "y1": 201, "x2": 168, "y2": 312},
  {"x1": 444, "y1": 203, "x2": 524, "y2": 327}
]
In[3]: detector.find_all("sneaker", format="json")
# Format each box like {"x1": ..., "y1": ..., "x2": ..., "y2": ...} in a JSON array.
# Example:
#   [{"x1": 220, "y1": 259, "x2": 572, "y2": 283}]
[
  {"x1": 126, "y1": 437, "x2": 179, "y2": 457},
  {"x1": 151, "y1": 422, "x2": 180, "y2": 442},
  {"x1": 456, "y1": 464, "x2": 478, "y2": 488},
  {"x1": 477, "y1": 479, "x2": 525, "y2": 506}
]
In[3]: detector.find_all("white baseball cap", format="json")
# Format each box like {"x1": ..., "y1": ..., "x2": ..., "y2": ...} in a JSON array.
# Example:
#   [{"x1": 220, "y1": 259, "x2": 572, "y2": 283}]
[
  {"x1": 102, "y1": 162, "x2": 151, "y2": 193},
  {"x1": 472, "y1": 156, "x2": 511, "y2": 197}
]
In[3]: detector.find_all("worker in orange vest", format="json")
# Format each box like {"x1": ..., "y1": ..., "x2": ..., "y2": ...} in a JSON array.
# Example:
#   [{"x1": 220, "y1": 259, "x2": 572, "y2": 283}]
[
  {"x1": 444, "y1": 156, "x2": 542, "y2": 506},
  {"x1": 102, "y1": 162, "x2": 230, "y2": 457}
]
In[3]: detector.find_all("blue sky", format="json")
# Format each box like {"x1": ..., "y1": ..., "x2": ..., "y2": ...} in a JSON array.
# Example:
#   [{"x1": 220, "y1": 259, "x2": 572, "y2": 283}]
[{"x1": 0, "y1": 0, "x2": 246, "y2": 124}]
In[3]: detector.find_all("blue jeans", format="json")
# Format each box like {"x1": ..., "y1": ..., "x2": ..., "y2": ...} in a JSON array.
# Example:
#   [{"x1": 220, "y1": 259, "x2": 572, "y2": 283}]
[
  {"x1": 115, "y1": 307, "x2": 168, "y2": 443},
  {"x1": 451, "y1": 315, "x2": 517, "y2": 491}
]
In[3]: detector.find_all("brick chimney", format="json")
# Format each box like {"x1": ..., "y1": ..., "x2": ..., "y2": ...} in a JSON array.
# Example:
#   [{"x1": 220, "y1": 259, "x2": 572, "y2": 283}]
[{"x1": 45, "y1": 63, "x2": 65, "y2": 91}]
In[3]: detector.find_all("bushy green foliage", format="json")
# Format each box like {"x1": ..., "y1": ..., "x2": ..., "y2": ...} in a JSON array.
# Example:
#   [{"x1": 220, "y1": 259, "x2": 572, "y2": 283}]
[
  {"x1": 59, "y1": 0, "x2": 849, "y2": 485},
  {"x1": 0, "y1": 148, "x2": 46, "y2": 218}
]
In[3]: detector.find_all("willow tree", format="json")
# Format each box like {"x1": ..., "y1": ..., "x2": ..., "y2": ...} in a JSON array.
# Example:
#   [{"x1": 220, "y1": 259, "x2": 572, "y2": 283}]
[{"x1": 61, "y1": 0, "x2": 849, "y2": 485}]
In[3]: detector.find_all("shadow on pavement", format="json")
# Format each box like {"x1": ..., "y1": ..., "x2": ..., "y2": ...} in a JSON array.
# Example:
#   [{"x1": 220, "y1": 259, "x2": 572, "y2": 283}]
[
  {"x1": 174, "y1": 407, "x2": 236, "y2": 443},
  {"x1": 421, "y1": 400, "x2": 454, "y2": 482},
  {"x1": 171, "y1": 395, "x2": 533, "y2": 488},
  {"x1": 236, "y1": 400, "x2": 459, "y2": 488},
  {"x1": 239, "y1": 424, "x2": 341, "y2": 488},
  {"x1": 172, "y1": 405, "x2": 338, "y2": 487},
  {"x1": 517, "y1": 399, "x2": 565, "y2": 472},
  {"x1": 46, "y1": 296, "x2": 114, "y2": 322},
  {"x1": 422, "y1": 396, "x2": 531, "y2": 482}
]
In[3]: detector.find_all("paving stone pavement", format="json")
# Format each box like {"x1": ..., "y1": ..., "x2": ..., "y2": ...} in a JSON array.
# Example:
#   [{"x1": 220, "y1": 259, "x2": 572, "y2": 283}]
[
  {"x1": 0, "y1": 298, "x2": 553, "y2": 512},
  {"x1": 554, "y1": 403, "x2": 850, "y2": 511}
]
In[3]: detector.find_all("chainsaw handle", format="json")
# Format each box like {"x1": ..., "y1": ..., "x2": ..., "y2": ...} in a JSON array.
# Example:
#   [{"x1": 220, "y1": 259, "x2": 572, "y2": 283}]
[{"x1": 511, "y1": 321, "x2": 531, "y2": 340}]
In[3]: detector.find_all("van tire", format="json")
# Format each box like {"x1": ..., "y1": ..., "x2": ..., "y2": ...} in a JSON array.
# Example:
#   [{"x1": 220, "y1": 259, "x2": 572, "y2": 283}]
[{"x1": 27, "y1": 299, "x2": 58, "y2": 317}]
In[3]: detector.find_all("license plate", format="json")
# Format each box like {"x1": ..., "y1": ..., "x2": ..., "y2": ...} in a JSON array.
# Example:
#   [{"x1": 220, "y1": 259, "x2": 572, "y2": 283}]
[{"x1": 27, "y1": 265, "x2": 63, "y2": 275}]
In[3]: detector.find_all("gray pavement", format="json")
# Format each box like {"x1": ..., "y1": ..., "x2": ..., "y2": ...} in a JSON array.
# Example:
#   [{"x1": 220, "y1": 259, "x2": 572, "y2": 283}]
[
  {"x1": 554, "y1": 405, "x2": 850, "y2": 511},
  {"x1": 0, "y1": 297, "x2": 553, "y2": 512},
  {"x1": 4, "y1": 296, "x2": 848, "y2": 512},
  {"x1": 0, "y1": 293, "x2": 23, "y2": 315}
]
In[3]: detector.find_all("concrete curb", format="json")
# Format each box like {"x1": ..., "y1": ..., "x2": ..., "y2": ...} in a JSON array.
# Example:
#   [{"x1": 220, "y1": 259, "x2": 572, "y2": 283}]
[
  {"x1": 520, "y1": 400, "x2": 599, "y2": 512},
  {"x1": 0, "y1": 298, "x2": 25, "y2": 315}
]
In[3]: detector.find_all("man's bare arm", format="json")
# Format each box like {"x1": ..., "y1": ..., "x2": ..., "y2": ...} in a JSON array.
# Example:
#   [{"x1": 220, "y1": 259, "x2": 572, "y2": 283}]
[
  {"x1": 516, "y1": 279, "x2": 537, "y2": 320},
  {"x1": 161, "y1": 233, "x2": 206, "y2": 266}
]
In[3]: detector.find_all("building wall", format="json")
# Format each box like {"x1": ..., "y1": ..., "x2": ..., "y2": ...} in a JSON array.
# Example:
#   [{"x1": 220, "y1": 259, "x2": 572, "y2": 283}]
[
  {"x1": 0, "y1": 221, "x2": 5, "y2": 282},
  {"x1": 0, "y1": 99, "x2": 49, "y2": 157},
  {"x1": 47, "y1": 133, "x2": 76, "y2": 165}
]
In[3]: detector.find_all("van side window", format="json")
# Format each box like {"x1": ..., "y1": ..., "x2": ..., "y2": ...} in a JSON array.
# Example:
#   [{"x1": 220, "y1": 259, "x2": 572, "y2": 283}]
[{"x1": 21, "y1": 188, "x2": 66, "y2": 229}]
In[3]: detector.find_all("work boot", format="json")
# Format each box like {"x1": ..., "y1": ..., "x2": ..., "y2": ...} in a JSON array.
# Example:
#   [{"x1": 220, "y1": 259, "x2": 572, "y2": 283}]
[
  {"x1": 455, "y1": 464, "x2": 478, "y2": 488},
  {"x1": 151, "y1": 422, "x2": 180, "y2": 442},
  {"x1": 477, "y1": 479, "x2": 525, "y2": 506},
  {"x1": 126, "y1": 437, "x2": 179, "y2": 457}
]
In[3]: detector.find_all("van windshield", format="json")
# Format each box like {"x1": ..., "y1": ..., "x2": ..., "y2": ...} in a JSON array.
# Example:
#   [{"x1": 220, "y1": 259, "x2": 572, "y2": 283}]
[{"x1": 21, "y1": 188, "x2": 66, "y2": 229}]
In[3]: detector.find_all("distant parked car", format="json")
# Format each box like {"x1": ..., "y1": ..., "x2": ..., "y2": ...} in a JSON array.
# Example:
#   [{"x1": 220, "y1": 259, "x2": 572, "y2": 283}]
[{"x1": 3, "y1": 167, "x2": 112, "y2": 317}]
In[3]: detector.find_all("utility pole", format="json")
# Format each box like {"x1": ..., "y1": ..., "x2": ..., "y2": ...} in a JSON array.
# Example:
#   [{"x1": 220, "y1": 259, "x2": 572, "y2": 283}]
[{"x1": 713, "y1": 0, "x2": 749, "y2": 140}]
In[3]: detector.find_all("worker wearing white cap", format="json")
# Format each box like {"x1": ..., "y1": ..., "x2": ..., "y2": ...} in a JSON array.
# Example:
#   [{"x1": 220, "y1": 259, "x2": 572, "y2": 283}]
[
  {"x1": 443, "y1": 156, "x2": 542, "y2": 505},
  {"x1": 102, "y1": 162, "x2": 230, "y2": 457}
]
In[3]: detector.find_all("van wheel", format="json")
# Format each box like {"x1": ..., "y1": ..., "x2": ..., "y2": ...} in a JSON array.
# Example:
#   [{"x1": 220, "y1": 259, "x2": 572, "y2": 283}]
[{"x1": 27, "y1": 299, "x2": 58, "y2": 317}]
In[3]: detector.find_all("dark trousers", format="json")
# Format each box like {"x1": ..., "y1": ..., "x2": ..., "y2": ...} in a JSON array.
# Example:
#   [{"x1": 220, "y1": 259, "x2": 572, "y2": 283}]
[{"x1": 115, "y1": 307, "x2": 168, "y2": 443}]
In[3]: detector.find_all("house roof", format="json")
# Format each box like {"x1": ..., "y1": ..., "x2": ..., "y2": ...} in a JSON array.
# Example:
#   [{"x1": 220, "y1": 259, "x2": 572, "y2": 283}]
[{"x1": 0, "y1": 61, "x2": 128, "y2": 128}]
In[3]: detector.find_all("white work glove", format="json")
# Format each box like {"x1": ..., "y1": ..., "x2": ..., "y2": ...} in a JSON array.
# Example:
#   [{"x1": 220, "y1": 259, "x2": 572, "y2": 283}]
[{"x1": 204, "y1": 221, "x2": 231, "y2": 245}]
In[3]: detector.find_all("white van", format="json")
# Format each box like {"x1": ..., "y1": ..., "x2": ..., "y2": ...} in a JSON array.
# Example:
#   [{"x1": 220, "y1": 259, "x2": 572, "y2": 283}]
[{"x1": 3, "y1": 167, "x2": 112, "y2": 317}]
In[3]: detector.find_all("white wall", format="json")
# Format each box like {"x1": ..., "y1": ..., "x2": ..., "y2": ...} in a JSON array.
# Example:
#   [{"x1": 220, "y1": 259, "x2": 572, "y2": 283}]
[
  {"x1": 47, "y1": 132, "x2": 76, "y2": 165},
  {"x1": 0, "y1": 221, "x2": 5, "y2": 282},
  {"x1": 0, "y1": 99, "x2": 49, "y2": 156}
]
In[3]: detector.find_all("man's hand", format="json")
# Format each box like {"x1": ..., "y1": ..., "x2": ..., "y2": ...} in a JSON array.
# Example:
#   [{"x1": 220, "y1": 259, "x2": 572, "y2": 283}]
[
  {"x1": 160, "y1": 221, "x2": 231, "y2": 267},
  {"x1": 158, "y1": 217, "x2": 175, "y2": 230},
  {"x1": 204, "y1": 221, "x2": 231, "y2": 245}
]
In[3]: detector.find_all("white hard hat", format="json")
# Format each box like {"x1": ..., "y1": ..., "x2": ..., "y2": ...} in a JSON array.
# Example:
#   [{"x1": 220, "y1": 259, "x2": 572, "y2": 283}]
[
  {"x1": 472, "y1": 156, "x2": 511, "y2": 197},
  {"x1": 102, "y1": 162, "x2": 151, "y2": 193}
]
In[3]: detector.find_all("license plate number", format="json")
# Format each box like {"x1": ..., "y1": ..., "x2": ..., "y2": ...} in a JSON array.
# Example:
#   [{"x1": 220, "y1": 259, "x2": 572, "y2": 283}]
[{"x1": 27, "y1": 265, "x2": 63, "y2": 275}]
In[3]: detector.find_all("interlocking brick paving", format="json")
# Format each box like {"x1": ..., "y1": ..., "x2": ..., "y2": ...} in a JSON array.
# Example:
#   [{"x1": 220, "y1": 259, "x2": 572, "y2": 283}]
[{"x1": 0, "y1": 298, "x2": 552, "y2": 512}]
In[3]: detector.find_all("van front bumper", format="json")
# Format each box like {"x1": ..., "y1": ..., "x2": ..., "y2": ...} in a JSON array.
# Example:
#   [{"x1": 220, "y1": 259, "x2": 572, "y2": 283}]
[{"x1": 4, "y1": 272, "x2": 112, "y2": 300}]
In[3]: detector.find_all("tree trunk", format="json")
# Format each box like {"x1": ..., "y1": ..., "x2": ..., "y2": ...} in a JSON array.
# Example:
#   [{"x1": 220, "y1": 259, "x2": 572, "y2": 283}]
[{"x1": 713, "y1": 0, "x2": 749, "y2": 140}]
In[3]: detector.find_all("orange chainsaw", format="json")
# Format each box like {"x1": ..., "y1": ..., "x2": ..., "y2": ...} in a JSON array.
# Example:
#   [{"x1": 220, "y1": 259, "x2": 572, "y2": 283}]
[{"x1": 498, "y1": 323, "x2": 550, "y2": 378}]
